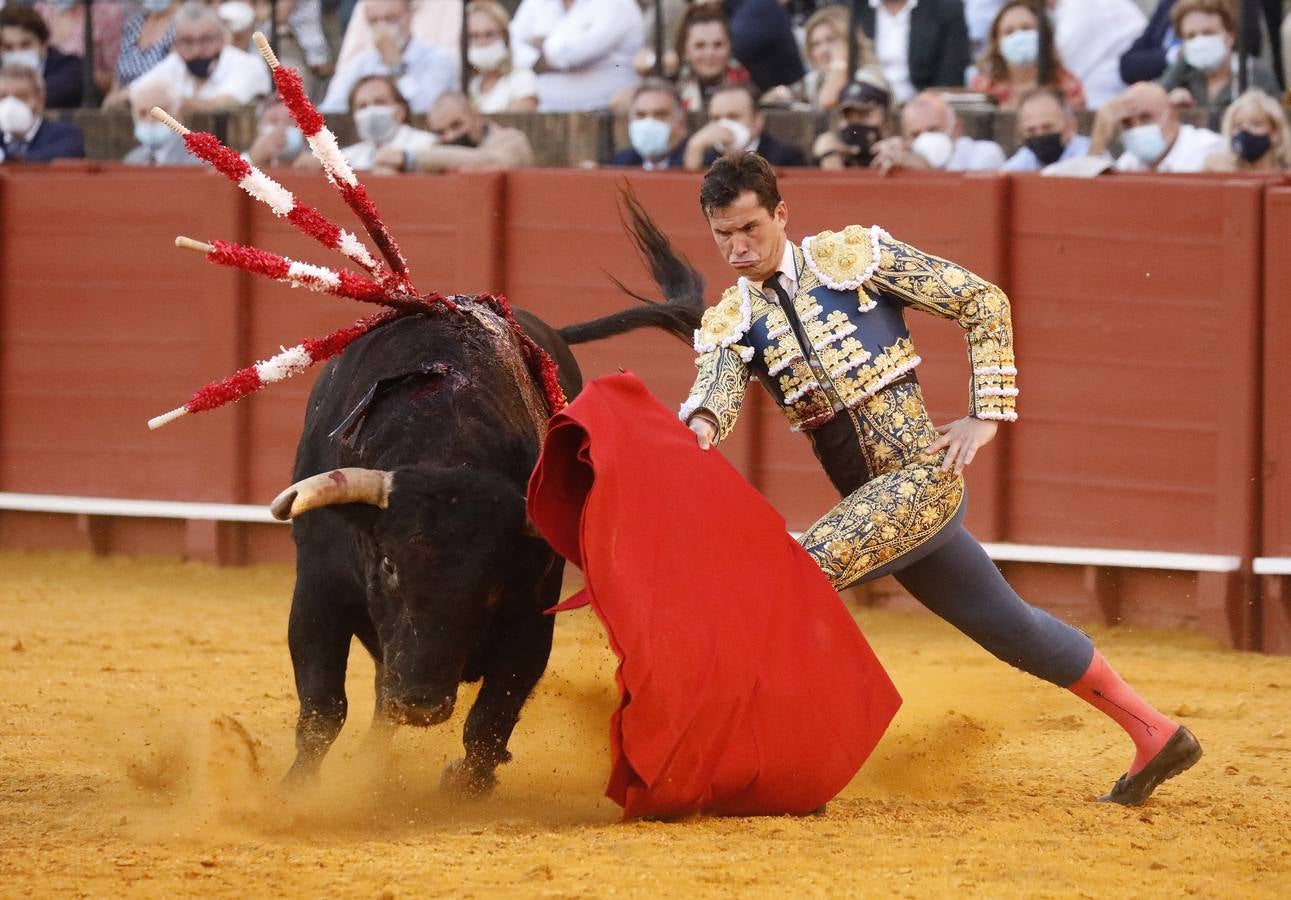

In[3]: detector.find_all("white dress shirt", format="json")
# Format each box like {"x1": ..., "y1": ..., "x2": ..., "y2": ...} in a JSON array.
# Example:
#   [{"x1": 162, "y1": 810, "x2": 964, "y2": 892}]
[
  {"x1": 129, "y1": 45, "x2": 271, "y2": 105},
  {"x1": 342, "y1": 123, "x2": 438, "y2": 171},
  {"x1": 510, "y1": 0, "x2": 643, "y2": 111},
  {"x1": 1050, "y1": 0, "x2": 1146, "y2": 110},
  {"x1": 319, "y1": 40, "x2": 458, "y2": 114},
  {"x1": 870, "y1": 0, "x2": 918, "y2": 105},
  {"x1": 1114, "y1": 124, "x2": 1224, "y2": 174},
  {"x1": 470, "y1": 68, "x2": 539, "y2": 114}
]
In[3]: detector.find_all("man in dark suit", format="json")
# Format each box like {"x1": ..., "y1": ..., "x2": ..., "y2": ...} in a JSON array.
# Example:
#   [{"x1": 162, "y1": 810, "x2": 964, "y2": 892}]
[
  {"x1": 0, "y1": 3, "x2": 83, "y2": 109},
  {"x1": 685, "y1": 84, "x2": 807, "y2": 169},
  {"x1": 608, "y1": 78, "x2": 690, "y2": 170},
  {"x1": 0, "y1": 63, "x2": 85, "y2": 164},
  {"x1": 855, "y1": 0, "x2": 969, "y2": 102}
]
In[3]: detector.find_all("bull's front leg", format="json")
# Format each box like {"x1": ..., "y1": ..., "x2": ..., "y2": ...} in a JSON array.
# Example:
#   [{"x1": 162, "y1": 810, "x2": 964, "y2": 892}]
[
  {"x1": 442, "y1": 564, "x2": 560, "y2": 797},
  {"x1": 284, "y1": 589, "x2": 355, "y2": 784}
]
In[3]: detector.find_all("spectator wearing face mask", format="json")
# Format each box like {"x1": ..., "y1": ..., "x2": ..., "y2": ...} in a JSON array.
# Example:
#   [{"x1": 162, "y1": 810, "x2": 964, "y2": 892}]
[
  {"x1": 609, "y1": 77, "x2": 688, "y2": 169},
  {"x1": 673, "y1": 3, "x2": 752, "y2": 112},
  {"x1": 123, "y1": 78, "x2": 196, "y2": 166},
  {"x1": 36, "y1": 0, "x2": 127, "y2": 98},
  {"x1": 464, "y1": 0, "x2": 538, "y2": 114},
  {"x1": 244, "y1": 99, "x2": 307, "y2": 168},
  {"x1": 1120, "y1": 0, "x2": 1264, "y2": 86},
  {"x1": 127, "y1": 2, "x2": 270, "y2": 115},
  {"x1": 372, "y1": 90, "x2": 534, "y2": 173},
  {"x1": 1001, "y1": 86, "x2": 1090, "y2": 170},
  {"x1": 1158, "y1": 0, "x2": 1280, "y2": 130},
  {"x1": 1204, "y1": 87, "x2": 1291, "y2": 172},
  {"x1": 1094, "y1": 80, "x2": 1222, "y2": 172},
  {"x1": 103, "y1": 0, "x2": 180, "y2": 109},
  {"x1": 0, "y1": 3, "x2": 83, "y2": 109},
  {"x1": 0, "y1": 62, "x2": 83, "y2": 163},
  {"x1": 319, "y1": 0, "x2": 458, "y2": 115},
  {"x1": 871, "y1": 89, "x2": 1005, "y2": 173},
  {"x1": 684, "y1": 83, "x2": 805, "y2": 169},
  {"x1": 510, "y1": 0, "x2": 643, "y2": 112},
  {"x1": 334, "y1": 0, "x2": 464, "y2": 75},
  {"x1": 794, "y1": 4, "x2": 879, "y2": 111},
  {"x1": 309, "y1": 74, "x2": 437, "y2": 173},
  {"x1": 969, "y1": 0, "x2": 1084, "y2": 111},
  {"x1": 813, "y1": 69, "x2": 892, "y2": 169},
  {"x1": 854, "y1": 0, "x2": 971, "y2": 105},
  {"x1": 1044, "y1": 0, "x2": 1144, "y2": 110}
]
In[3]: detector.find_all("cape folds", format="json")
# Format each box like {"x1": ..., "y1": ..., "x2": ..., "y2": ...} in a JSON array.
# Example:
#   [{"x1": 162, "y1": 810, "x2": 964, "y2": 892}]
[{"x1": 526, "y1": 373, "x2": 901, "y2": 819}]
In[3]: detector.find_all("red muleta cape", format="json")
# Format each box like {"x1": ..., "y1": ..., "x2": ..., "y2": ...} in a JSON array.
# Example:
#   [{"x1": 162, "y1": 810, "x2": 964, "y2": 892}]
[{"x1": 526, "y1": 373, "x2": 901, "y2": 819}]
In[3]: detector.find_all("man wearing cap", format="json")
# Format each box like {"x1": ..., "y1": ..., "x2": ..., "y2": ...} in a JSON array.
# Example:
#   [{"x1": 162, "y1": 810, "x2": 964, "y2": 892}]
[{"x1": 812, "y1": 69, "x2": 892, "y2": 169}]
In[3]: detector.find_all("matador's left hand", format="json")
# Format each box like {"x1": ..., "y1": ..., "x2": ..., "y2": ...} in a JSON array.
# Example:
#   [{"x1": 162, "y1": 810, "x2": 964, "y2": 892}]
[{"x1": 925, "y1": 417, "x2": 998, "y2": 474}]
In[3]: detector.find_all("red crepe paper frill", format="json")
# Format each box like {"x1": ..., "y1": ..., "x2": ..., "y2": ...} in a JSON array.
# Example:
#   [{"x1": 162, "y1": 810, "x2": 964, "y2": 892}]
[
  {"x1": 187, "y1": 367, "x2": 262, "y2": 412},
  {"x1": 208, "y1": 240, "x2": 290, "y2": 279},
  {"x1": 337, "y1": 181, "x2": 411, "y2": 284},
  {"x1": 286, "y1": 205, "x2": 342, "y2": 251},
  {"x1": 271, "y1": 66, "x2": 323, "y2": 136},
  {"x1": 182, "y1": 132, "x2": 251, "y2": 181}
]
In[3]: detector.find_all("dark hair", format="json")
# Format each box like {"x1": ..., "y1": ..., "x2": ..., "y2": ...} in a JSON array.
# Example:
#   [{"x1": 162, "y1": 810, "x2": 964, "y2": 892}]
[
  {"x1": 1015, "y1": 86, "x2": 1070, "y2": 118},
  {"x1": 0, "y1": 5, "x2": 51, "y2": 45},
  {"x1": 632, "y1": 76, "x2": 683, "y2": 114},
  {"x1": 699, "y1": 151, "x2": 781, "y2": 217},
  {"x1": 708, "y1": 82, "x2": 760, "y2": 113},
  {"x1": 675, "y1": 3, "x2": 731, "y2": 62},
  {"x1": 347, "y1": 74, "x2": 410, "y2": 118}
]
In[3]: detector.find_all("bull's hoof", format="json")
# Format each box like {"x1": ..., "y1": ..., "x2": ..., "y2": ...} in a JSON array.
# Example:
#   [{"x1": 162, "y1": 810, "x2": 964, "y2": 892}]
[
  {"x1": 280, "y1": 761, "x2": 322, "y2": 789},
  {"x1": 440, "y1": 758, "x2": 497, "y2": 798}
]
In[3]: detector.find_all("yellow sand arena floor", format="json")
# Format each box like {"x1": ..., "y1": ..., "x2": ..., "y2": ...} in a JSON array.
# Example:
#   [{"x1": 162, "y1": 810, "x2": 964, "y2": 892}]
[{"x1": 1, "y1": 550, "x2": 1289, "y2": 897}]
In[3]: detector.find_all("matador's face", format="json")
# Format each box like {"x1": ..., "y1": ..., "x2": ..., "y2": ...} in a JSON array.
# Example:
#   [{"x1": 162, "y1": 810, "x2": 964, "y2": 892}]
[{"x1": 705, "y1": 191, "x2": 788, "y2": 285}]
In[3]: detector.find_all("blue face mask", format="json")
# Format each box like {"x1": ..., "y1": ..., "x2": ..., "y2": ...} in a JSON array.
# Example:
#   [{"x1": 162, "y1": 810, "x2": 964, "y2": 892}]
[
  {"x1": 134, "y1": 120, "x2": 173, "y2": 148},
  {"x1": 629, "y1": 116, "x2": 673, "y2": 162},
  {"x1": 1123, "y1": 122, "x2": 1168, "y2": 165},
  {"x1": 999, "y1": 29, "x2": 1039, "y2": 67}
]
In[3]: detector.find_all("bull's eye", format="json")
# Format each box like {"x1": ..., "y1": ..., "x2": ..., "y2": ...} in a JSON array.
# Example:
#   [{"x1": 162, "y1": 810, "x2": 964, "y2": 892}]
[{"x1": 379, "y1": 556, "x2": 399, "y2": 587}]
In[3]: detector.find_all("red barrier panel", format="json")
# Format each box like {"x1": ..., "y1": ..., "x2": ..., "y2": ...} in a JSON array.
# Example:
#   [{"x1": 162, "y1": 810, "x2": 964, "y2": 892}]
[{"x1": 1261, "y1": 186, "x2": 1291, "y2": 653}]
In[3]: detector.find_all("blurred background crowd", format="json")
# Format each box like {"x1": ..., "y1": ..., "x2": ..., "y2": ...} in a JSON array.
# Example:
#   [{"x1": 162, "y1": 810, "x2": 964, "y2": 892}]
[{"x1": 0, "y1": 0, "x2": 1288, "y2": 175}]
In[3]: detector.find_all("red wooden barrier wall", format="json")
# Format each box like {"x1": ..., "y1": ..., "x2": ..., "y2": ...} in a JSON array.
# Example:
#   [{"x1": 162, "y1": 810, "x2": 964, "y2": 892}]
[{"x1": 1261, "y1": 186, "x2": 1291, "y2": 654}]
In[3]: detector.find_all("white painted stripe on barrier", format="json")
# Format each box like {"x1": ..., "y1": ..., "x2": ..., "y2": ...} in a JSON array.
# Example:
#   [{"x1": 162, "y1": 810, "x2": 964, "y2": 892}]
[
  {"x1": 1254, "y1": 558, "x2": 1291, "y2": 576},
  {"x1": 0, "y1": 493, "x2": 281, "y2": 524}
]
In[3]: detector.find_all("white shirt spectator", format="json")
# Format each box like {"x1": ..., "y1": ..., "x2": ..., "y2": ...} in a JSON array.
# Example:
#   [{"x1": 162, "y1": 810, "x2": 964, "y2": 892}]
[
  {"x1": 871, "y1": 0, "x2": 917, "y2": 104},
  {"x1": 320, "y1": 40, "x2": 458, "y2": 114},
  {"x1": 470, "y1": 68, "x2": 539, "y2": 115},
  {"x1": 342, "y1": 123, "x2": 438, "y2": 171},
  {"x1": 510, "y1": 0, "x2": 643, "y2": 112},
  {"x1": 1114, "y1": 124, "x2": 1224, "y2": 174},
  {"x1": 1002, "y1": 133, "x2": 1092, "y2": 171},
  {"x1": 335, "y1": 0, "x2": 463, "y2": 73},
  {"x1": 950, "y1": 135, "x2": 1006, "y2": 171},
  {"x1": 129, "y1": 45, "x2": 270, "y2": 105},
  {"x1": 1050, "y1": 0, "x2": 1145, "y2": 110}
]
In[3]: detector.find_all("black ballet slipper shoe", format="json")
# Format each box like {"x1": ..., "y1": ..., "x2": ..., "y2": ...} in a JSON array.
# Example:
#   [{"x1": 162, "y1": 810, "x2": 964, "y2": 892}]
[{"x1": 1098, "y1": 725, "x2": 1203, "y2": 806}]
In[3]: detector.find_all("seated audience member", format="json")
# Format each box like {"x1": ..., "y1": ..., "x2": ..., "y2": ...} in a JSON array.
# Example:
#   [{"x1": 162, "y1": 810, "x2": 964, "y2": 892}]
[
  {"x1": 812, "y1": 68, "x2": 893, "y2": 169},
  {"x1": 0, "y1": 62, "x2": 83, "y2": 163},
  {"x1": 128, "y1": 2, "x2": 270, "y2": 114},
  {"x1": 335, "y1": 0, "x2": 462, "y2": 74},
  {"x1": 1204, "y1": 88, "x2": 1290, "y2": 172},
  {"x1": 684, "y1": 83, "x2": 806, "y2": 168},
  {"x1": 36, "y1": 0, "x2": 127, "y2": 97},
  {"x1": 464, "y1": 0, "x2": 538, "y2": 114},
  {"x1": 510, "y1": 0, "x2": 643, "y2": 112},
  {"x1": 871, "y1": 89, "x2": 1006, "y2": 172},
  {"x1": 970, "y1": 0, "x2": 1084, "y2": 111},
  {"x1": 795, "y1": 4, "x2": 878, "y2": 110},
  {"x1": 124, "y1": 79, "x2": 197, "y2": 165},
  {"x1": 245, "y1": 98, "x2": 307, "y2": 168},
  {"x1": 855, "y1": 0, "x2": 970, "y2": 104},
  {"x1": 1002, "y1": 86, "x2": 1091, "y2": 170},
  {"x1": 1045, "y1": 0, "x2": 1144, "y2": 109},
  {"x1": 1158, "y1": 0, "x2": 1280, "y2": 130},
  {"x1": 721, "y1": 0, "x2": 805, "y2": 92},
  {"x1": 1095, "y1": 80, "x2": 1223, "y2": 172},
  {"x1": 320, "y1": 0, "x2": 457, "y2": 114},
  {"x1": 319, "y1": 75, "x2": 437, "y2": 173},
  {"x1": 1120, "y1": 0, "x2": 1264, "y2": 86},
  {"x1": 373, "y1": 91, "x2": 534, "y2": 173},
  {"x1": 609, "y1": 77, "x2": 688, "y2": 169},
  {"x1": 0, "y1": 3, "x2": 83, "y2": 109},
  {"x1": 673, "y1": 3, "x2": 752, "y2": 112},
  {"x1": 104, "y1": 0, "x2": 179, "y2": 108}
]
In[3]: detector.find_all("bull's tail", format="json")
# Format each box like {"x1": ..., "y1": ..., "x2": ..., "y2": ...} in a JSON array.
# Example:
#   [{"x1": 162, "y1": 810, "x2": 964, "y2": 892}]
[{"x1": 558, "y1": 188, "x2": 704, "y2": 347}]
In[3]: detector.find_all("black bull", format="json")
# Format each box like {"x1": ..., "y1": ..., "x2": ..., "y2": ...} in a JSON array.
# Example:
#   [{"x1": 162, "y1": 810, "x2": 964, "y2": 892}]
[{"x1": 270, "y1": 203, "x2": 704, "y2": 793}]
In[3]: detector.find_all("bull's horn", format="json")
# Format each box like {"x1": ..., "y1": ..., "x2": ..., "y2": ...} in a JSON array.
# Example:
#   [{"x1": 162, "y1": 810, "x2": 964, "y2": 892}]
[{"x1": 270, "y1": 468, "x2": 394, "y2": 521}]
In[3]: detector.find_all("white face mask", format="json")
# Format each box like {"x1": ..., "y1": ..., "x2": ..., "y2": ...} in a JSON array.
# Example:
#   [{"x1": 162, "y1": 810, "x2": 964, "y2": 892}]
[
  {"x1": 1182, "y1": 33, "x2": 1228, "y2": 73},
  {"x1": 628, "y1": 116, "x2": 672, "y2": 161},
  {"x1": 715, "y1": 118, "x2": 753, "y2": 152},
  {"x1": 1122, "y1": 121, "x2": 1168, "y2": 164},
  {"x1": 0, "y1": 95, "x2": 36, "y2": 137},
  {"x1": 999, "y1": 29, "x2": 1039, "y2": 67},
  {"x1": 911, "y1": 130, "x2": 954, "y2": 169},
  {"x1": 467, "y1": 40, "x2": 509, "y2": 73},
  {"x1": 2, "y1": 49, "x2": 42, "y2": 72},
  {"x1": 354, "y1": 104, "x2": 399, "y2": 146},
  {"x1": 217, "y1": 0, "x2": 256, "y2": 34}
]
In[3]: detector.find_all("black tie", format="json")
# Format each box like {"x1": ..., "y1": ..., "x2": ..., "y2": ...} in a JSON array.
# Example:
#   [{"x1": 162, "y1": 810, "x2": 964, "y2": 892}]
[{"x1": 765, "y1": 274, "x2": 813, "y2": 358}]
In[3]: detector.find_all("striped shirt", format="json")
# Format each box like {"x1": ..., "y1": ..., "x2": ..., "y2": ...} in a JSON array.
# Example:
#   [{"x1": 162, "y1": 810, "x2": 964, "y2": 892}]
[{"x1": 115, "y1": 11, "x2": 175, "y2": 86}]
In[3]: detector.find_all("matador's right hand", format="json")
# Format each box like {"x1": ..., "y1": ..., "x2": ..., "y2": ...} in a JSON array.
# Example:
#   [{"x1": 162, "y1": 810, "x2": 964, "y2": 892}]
[{"x1": 688, "y1": 415, "x2": 717, "y2": 451}]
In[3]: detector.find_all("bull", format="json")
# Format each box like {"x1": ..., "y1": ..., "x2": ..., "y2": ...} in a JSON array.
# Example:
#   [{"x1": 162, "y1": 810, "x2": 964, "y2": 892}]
[{"x1": 269, "y1": 200, "x2": 703, "y2": 794}]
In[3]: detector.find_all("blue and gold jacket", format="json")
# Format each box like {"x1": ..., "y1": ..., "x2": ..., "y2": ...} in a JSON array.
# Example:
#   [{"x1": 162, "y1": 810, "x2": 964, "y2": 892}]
[{"x1": 680, "y1": 225, "x2": 1019, "y2": 441}]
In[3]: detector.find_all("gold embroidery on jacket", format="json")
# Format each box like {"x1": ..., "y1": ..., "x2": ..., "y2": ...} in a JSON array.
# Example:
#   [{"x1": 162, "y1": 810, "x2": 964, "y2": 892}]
[{"x1": 679, "y1": 347, "x2": 748, "y2": 442}]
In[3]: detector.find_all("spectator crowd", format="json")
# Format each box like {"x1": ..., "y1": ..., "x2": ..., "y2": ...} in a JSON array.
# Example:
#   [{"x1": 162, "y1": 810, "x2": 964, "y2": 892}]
[{"x1": 0, "y1": 0, "x2": 1288, "y2": 176}]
